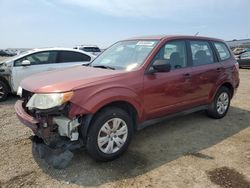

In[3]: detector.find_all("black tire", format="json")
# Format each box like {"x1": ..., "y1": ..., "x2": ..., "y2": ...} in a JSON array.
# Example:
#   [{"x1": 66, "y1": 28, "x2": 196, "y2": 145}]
[
  {"x1": 206, "y1": 86, "x2": 231, "y2": 119},
  {"x1": 0, "y1": 81, "x2": 9, "y2": 102},
  {"x1": 86, "y1": 107, "x2": 133, "y2": 161}
]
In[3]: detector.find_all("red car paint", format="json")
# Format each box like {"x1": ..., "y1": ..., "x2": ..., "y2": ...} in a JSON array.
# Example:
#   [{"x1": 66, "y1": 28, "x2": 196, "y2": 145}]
[{"x1": 16, "y1": 35, "x2": 239, "y2": 126}]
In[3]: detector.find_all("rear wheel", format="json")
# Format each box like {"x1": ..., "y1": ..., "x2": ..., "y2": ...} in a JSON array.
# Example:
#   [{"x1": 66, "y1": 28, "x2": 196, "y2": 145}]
[
  {"x1": 0, "y1": 81, "x2": 8, "y2": 102},
  {"x1": 86, "y1": 107, "x2": 133, "y2": 161},
  {"x1": 207, "y1": 86, "x2": 231, "y2": 119}
]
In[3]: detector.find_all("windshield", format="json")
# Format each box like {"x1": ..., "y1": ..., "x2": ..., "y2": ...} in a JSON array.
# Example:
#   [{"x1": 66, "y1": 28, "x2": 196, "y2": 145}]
[{"x1": 91, "y1": 40, "x2": 159, "y2": 71}]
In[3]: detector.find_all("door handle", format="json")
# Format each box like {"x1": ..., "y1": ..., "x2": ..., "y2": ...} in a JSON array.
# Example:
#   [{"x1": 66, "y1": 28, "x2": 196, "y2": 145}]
[
  {"x1": 216, "y1": 67, "x2": 222, "y2": 72},
  {"x1": 183, "y1": 73, "x2": 192, "y2": 79}
]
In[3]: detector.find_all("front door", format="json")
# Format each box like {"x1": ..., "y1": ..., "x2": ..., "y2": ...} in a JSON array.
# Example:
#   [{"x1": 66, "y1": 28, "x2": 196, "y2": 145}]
[
  {"x1": 12, "y1": 51, "x2": 58, "y2": 92},
  {"x1": 143, "y1": 40, "x2": 196, "y2": 120}
]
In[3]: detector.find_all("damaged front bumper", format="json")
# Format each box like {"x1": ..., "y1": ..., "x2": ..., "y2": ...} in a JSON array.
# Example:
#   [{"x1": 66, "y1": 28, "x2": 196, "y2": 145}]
[
  {"x1": 15, "y1": 100, "x2": 84, "y2": 168},
  {"x1": 15, "y1": 100, "x2": 39, "y2": 133},
  {"x1": 15, "y1": 100, "x2": 81, "y2": 143}
]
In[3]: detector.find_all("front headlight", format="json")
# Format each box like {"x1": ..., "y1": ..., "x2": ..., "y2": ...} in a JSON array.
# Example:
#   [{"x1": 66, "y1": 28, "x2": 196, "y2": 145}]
[
  {"x1": 26, "y1": 92, "x2": 73, "y2": 110},
  {"x1": 17, "y1": 86, "x2": 23, "y2": 97}
]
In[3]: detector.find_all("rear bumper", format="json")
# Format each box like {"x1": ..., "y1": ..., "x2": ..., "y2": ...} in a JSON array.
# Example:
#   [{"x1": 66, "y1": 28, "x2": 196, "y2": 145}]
[{"x1": 14, "y1": 100, "x2": 39, "y2": 133}]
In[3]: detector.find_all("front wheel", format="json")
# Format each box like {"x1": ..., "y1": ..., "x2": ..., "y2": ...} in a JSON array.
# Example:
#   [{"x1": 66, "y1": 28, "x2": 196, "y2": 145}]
[
  {"x1": 86, "y1": 107, "x2": 133, "y2": 161},
  {"x1": 0, "y1": 81, "x2": 9, "y2": 102},
  {"x1": 207, "y1": 86, "x2": 231, "y2": 119}
]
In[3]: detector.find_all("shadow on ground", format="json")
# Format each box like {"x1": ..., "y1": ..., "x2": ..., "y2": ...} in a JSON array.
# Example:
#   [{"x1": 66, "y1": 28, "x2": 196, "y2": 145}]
[
  {"x1": 31, "y1": 106, "x2": 250, "y2": 186},
  {"x1": 0, "y1": 95, "x2": 18, "y2": 106}
]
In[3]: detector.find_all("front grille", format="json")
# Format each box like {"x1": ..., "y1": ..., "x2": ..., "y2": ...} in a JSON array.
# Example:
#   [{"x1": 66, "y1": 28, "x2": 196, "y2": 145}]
[
  {"x1": 22, "y1": 89, "x2": 33, "y2": 104},
  {"x1": 21, "y1": 89, "x2": 35, "y2": 116}
]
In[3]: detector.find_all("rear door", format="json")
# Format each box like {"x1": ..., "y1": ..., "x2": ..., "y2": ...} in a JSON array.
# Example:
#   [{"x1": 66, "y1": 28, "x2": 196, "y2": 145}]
[
  {"x1": 50, "y1": 51, "x2": 92, "y2": 70},
  {"x1": 12, "y1": 51, "x2": 58, "y2": 92},
  {"x1": 188, "y1": 40, "x2": 222, "y2": 103}
]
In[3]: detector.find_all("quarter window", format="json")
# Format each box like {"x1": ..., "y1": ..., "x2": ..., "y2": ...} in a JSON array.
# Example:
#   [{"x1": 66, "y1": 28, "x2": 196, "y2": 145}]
[
  {"x1": 190, "y1": 41, "x2": 214, "y2": 66},
  {"x1": 152, "y1": 40, "x2": 187, "y2": 70},
  {"x1": 15, "y1": 51, "x2": 57, "y2": 66},
  {"x1": 58, "y1": 51, "x2": 91, "y2": 63},
  {"x1": 214, "y1": 42, "x2": 231, "y2": 61}
]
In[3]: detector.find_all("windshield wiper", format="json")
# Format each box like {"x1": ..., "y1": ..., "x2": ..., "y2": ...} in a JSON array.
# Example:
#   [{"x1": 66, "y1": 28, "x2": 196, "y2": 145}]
[
  {"x1": 82, "y1": 63, "x2": 91, "y2": 66},
  {"x1": 92, "y1": 65, "x2": 115, "y2": 70}
]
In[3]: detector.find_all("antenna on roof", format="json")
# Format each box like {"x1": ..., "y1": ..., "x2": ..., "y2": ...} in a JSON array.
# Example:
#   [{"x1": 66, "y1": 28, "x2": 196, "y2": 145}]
[{"x1": 194, "y1": 32, "x2": 199, "y2": 36}]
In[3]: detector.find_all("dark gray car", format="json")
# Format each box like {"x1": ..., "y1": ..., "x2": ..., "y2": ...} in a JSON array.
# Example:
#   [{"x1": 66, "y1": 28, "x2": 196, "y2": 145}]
[{"x1": 237, "y1": 51, "x2": 250, "y2": 68}]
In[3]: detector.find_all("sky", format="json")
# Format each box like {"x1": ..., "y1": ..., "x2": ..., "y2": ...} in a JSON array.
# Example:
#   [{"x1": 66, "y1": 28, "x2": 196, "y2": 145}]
[{"x1": 0, "y1": 0, "x2": 250, "y2": 49}]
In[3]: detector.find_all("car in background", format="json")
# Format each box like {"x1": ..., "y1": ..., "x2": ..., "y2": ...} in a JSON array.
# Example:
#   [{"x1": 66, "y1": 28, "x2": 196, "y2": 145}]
[
  {"x1": 0, "y1": 48, "x2": 96, "y2": 101},
  {"x1": 74, "y1": 45, "x2": 101, "y2": 56},
  {"x1": 237, "y1": 51, "x2": 250, "y2": 68},
  {"x1": 233, "y1": 48, "x2": 246, "y2": 55},
  {"x1": 0, "y1": 50, "x2": 15, "y2": 57}
]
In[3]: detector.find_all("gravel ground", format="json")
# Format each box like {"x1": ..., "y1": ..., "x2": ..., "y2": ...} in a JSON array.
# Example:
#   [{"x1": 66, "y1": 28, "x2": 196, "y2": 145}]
[{"x1": 0, "y1": 58, "x2": 249, "y2": 187}]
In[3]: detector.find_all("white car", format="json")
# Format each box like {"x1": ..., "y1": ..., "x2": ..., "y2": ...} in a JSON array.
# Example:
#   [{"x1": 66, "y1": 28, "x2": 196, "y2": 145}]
[
  {"x1": 0, "y1": 48, "x2": 95, "y2": 101},
  {"x1": 74, "y1": 45, "x2": 101, "y2": 56}
]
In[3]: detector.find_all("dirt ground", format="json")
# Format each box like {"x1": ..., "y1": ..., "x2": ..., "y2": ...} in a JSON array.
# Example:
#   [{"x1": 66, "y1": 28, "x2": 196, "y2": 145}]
[{"x1": 0, "y1": 57, "x2": 249, "y2": 187}]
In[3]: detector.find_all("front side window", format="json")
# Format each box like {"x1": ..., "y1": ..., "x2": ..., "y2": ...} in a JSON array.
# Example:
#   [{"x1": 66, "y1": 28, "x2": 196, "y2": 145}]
[
  {"x1": 15, "y1": 51, "x2": 57, "y2": 66},
  {"x1": 58, "y1": 51, "x2": 91, "y2": 63},
  {"x1": 91, "y1": 40, "x2": 159, "y2": 71},
  {"x1": 190, "y1": 41, "x2": 214, "y2": 66},
  {"x1": 152, "y1": 40, "x2": 187, "y2": 70},
  {"x1": 214, "y1": 42, "x2": 231, "y2": 61}
]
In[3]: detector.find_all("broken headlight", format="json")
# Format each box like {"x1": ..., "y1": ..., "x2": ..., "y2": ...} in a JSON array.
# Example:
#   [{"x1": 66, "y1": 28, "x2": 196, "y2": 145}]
[{"x1": 26, "y1": 92, "x2": 73, "y2": 110}]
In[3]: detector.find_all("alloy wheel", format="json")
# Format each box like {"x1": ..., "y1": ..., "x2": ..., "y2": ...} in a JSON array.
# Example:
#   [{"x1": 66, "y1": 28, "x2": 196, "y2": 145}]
[
  {"x1": 0, "y1": 85, "x2": 5, "y2": 99},
  {"x1": 217, "y1": 92, "x2": 229, "y2": 115},
  {"x1": 97, "y1": 118, "x2": 128, "y2": 154}
]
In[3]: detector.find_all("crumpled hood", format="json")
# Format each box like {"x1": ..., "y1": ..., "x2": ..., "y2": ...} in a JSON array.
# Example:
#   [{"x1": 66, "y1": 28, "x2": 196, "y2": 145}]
[{"x1": 21, "y1": 66, "x2": 125, "y2": 93}]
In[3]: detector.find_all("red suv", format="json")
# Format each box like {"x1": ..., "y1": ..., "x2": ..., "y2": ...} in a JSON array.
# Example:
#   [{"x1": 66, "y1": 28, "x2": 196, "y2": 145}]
[{"x1": 15, "y1": 35, "x2": 239, "y2": 165}]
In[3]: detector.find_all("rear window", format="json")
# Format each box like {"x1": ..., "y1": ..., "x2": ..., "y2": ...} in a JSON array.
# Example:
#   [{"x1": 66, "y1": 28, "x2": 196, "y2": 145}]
[
  {"x1": 58, "y1": 51, "x2": 91, "y2": 63},
  {"x1": 214, "y1": 42, "x2": 231, "y2": 61},
  {"x1": 82, "y1": 47, "x2": 101, "y2": 52}
]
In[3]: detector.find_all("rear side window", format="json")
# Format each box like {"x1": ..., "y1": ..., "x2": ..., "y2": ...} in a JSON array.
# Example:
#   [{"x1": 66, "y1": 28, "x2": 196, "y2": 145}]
[
  {"x1": 214, "y1": 42, "x2": 231, "y2": 61},
  {"x1": 190, "y1": 41, "x2": 214, "y2": 66},
  {"x1": 58, "y1": 51, "x2": 91, "y2": 63}
]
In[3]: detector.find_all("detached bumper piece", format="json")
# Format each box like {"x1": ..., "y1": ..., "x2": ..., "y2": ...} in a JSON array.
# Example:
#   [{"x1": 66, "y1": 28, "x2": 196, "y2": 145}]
[{"x1": 32, "y1": 136, "x2": 74, "y2": 169}]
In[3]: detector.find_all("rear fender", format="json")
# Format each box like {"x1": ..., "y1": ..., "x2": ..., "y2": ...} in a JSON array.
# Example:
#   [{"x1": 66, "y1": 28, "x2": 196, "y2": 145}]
[{"x1": 208, "y1": 78, "x2": 234, "y2": 103}]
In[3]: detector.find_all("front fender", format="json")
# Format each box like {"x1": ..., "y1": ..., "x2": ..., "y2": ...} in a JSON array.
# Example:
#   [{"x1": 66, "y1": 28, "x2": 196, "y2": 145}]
[{"x1": 69, "y1": 86, "x2": 144, "y2": 120}]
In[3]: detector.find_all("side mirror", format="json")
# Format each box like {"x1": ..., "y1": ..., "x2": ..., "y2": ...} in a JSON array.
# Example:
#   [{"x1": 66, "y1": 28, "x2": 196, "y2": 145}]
[
  {"x1": 152, "y1": 60, "x2": 171, "y2": 73},
  {"x1": 21, "y1": 60, "x2": 31, "y2": 66}
]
